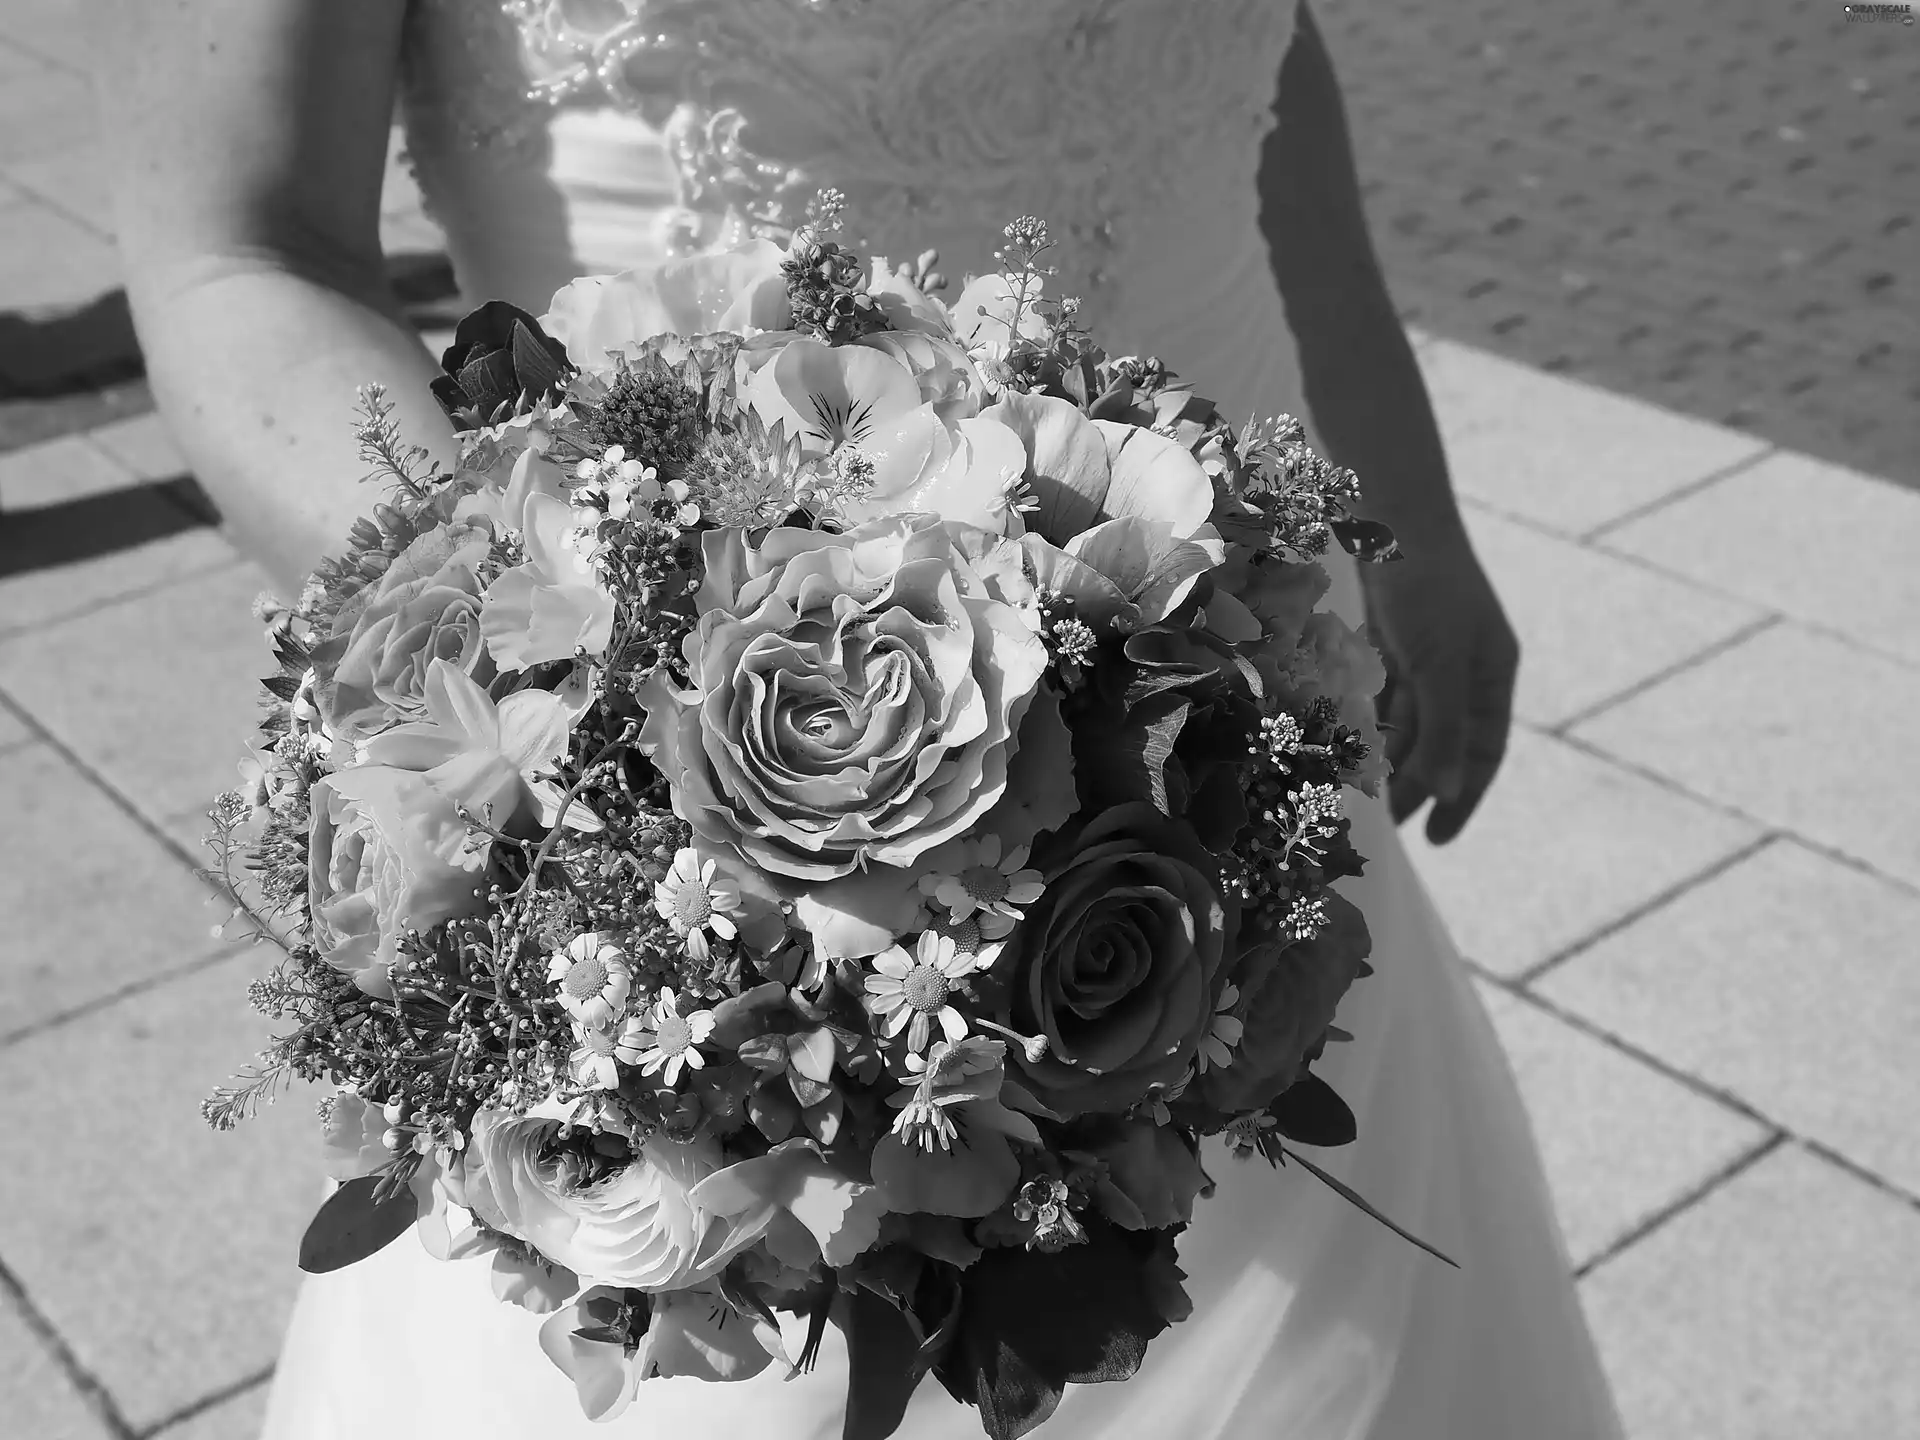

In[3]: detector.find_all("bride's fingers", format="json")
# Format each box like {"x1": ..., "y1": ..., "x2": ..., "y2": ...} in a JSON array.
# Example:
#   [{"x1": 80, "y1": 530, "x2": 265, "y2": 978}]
[
  {"x1": 1424, "y1": 653, "x2": 1516, "y2": 846},
  {"x1": 1381, "y1": 679, "x2": 1428, "y2": 823},
  {"x1": 1398, "y1": 663, "x2": 1469, "y2": 827}
]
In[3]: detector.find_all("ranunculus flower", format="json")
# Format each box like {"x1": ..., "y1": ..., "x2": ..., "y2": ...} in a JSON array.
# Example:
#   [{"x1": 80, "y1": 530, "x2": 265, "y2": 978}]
[
  {"x1": 307, "y1": 766, "x2": 489, "y2": 997},
  {"x1": 984, "y1": 392, "x2": 1214, "y2": 548},
  {"x1": 430, "y1": 300, "x2": 571, "y2": 428},
  {"x1": 854, "y1": 329, "x2": 987, "y2": 420},
  {"x1": 460, "y1": 1106, "x2": 756, "y2": 1292},
  {"x1": 541, "y1": 239, "x2": 790, "y2": 364},
  {"x1": 311, "y1": 520, "x2": 495, "y2": 744},
  {"x1": 639, "y1": 515, "x2": 1053, "y2": 890},
  {"x1": 746, "y1": 338, "x2": 1024, "y2": 533},
  {"x1": 1198, "y1": 891, "x2": 1372, "y2": 1114},
  {"x1": 1002, "y1": 804, "x2": 1234, "y2": 1114},
  {"x1": 481, "y1": 491, "x2": 617, "y2": 671}
]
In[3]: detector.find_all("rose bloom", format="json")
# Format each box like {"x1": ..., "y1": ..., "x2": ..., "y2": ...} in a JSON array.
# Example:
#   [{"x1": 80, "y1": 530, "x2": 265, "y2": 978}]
[
  {"x1": 312, "y1": 519, "x2": 494, "y2": 743},
  {"x1": 641, "y1": 514, "x2": 1049, "y2": 884},
  {"x1": 307, "y1": 766, "x2": 489, "y2": 997},
  {"x1": 460, "y1": 1106, "x2": 757, "y2": 1292},
  {"x1": 1001, "y1": 803, "x2": 1234, "y2": 1114},
  {"x1": 540, "y1": 239, "x2": 790, "y2": 364}
]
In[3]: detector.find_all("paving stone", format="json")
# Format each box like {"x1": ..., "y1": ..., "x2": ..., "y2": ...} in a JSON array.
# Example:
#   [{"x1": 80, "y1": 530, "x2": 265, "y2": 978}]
[
  {"x1": 1580, "y1": 1145, "x2": 1920, "y2": 1439},
  {"x1": 0, "y1": 141, "x2": 114, "y2": 238},
  {"x1": 0, "y1": 61, "x2": 95, "y2": 164},
  {"x1": 0, "y1": 506, "x2": 234, "y2": 641},
  {"x1": 1406, "y1": 727, "x2": 1762, "y2": 977},
  {"x1": 81, "y1": 412, "x2": 190, "y2": 484},
  {"x1": 1474, "y1": 978, "x2": 1772, "y2": 1272},
  {"x1": 0, "y1": 955, "x2": 322, "y2": 1429},
  {"x1": 0, "y1": 701, "x2": 28, "y2": 753},
  {"x1": 0, "y1": 378, "x2": 154, "y2": 457},
  {"x1": 1319, "y1": 4, "x2": 1920, "y2": 490},
  {"x1": 1419, "y1": 337, "x2": 1772, "y2": 535},
  {"x1": 0, "y1": 742, "x2": 232, "y2": 1036},
  {"x1": 1597, "y1": 448, "x2": 1920, "y2": 667},
  {"x1": 1461, "y1": 503, "x2": 1768, "y2": 727},
  {"x1": 0, "y1": 564, "x2": 271, "y2": 831},
  {"x1": 0, "y1": 0, "x2": 94, "y2": 74},
  {"x1": 0, "y1": 1286, "x2": 112, "y2": 1440},
  {"x1": 1570, "y1": 622, "x2": 1920, "y2": 888},
  {"x1": 0, "y1": 198, "x2": 120, "y2": 312},
  {"x1": 149, "y1": 1382, "x2": 271, "y2": 1440},
  {"x1": 1540, "y1": 839, "x2": 1920, "y2": 1198},
  {"x1": 0, "y1": 432, "x2": 138, "y2": 509}
]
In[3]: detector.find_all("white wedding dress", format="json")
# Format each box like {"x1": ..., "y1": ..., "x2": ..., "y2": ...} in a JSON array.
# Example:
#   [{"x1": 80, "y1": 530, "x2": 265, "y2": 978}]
[{"x1": 261, "y1": 3, "x2": 1625, "y2": 1436}]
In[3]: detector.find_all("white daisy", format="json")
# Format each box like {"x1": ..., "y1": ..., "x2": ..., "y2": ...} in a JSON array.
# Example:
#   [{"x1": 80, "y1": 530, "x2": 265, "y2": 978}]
[
  {"x1": 568, "y1": 1022, "x2": 624, "y2": 1091},
  {"x1": 627, "y1": 987, "x2": 716, "y2": 1087},
  {"x1": 864, "y1": 932, "x2": 980, "y2": 1053},
  {"x1": 653, "y1": 848, "x2": 743, "y2": 962},
  {"x1": 918, "y1": 835, "x2": 1043, "y2": 935},
  {"x1": 1195, "y1": 983, "x2": 1243, "y2": 1074},
  {"x1": 547, "y1": 934, "x2": 632, "y2": 1030}
]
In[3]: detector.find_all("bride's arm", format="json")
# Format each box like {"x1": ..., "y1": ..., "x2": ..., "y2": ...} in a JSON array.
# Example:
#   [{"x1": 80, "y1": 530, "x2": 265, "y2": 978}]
[
  {"x1": 89, "y1": 0, "x2": 456, "y2": 598},
  {"x1": 1259, "y1": 2, "x2": 1518, "y2": 843}
]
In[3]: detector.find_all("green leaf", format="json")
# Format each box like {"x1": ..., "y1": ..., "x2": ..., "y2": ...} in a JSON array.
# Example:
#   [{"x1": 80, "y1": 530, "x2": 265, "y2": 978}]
[
  {"x1": 842, "y1": 1287, "x2": 929, "y2": 1440},
  {"x1": 297, "y1": 1174, "x2": 418, "y2": 1274},
  {"x1": 1278, "y1": 1146, "x2": 1459, "y2": 1270},
  {"x1": 1330, "y1": 516, "x2": 1402, "y2": 564},
  {"x1": 1267, "y1": 1072, "x2": 1358, "y2": 1148}
]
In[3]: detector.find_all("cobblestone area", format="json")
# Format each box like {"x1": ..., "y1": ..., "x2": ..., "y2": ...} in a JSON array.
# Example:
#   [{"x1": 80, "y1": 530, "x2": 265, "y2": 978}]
[{"x1": 1320, "y1": 0, "x2": 1920, "y2": 487}]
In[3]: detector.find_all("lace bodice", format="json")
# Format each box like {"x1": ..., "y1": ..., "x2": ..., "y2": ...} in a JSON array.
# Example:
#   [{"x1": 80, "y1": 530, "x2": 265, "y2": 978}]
[{"x1": 400, "y1": 0, "x2": 1305, "y2": 425}]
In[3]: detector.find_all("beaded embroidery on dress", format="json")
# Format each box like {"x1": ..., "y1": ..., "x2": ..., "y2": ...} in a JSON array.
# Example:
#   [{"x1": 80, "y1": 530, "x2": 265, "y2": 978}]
[{"x1": 259, "y1": 4, "x2": 1627, "y2": 1435}]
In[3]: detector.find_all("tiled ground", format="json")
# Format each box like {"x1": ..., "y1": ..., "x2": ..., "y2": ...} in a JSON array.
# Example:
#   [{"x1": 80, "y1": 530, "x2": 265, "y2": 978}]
[
  {"x1": 4, "y1": 10, "x2": 1918, "y2": 1440},
  {"x1": 1320, "y1": 0, "x2": 1920, "y2": 489}
]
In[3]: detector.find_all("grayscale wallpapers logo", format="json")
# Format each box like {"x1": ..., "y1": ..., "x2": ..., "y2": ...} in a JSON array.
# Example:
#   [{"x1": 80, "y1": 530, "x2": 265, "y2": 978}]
[{"x1": 1844, "y1": 2, "x2": 1916, "y2": 21}]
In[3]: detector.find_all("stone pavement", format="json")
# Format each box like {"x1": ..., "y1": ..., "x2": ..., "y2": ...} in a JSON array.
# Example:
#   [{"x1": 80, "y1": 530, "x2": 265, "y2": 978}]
[
  {"x1": 1319, "y1": 0, "x2": 1920, "y2": 489},
  {"x1": 4, "y1": 8, "x2": 1920, "y2": 1440}
]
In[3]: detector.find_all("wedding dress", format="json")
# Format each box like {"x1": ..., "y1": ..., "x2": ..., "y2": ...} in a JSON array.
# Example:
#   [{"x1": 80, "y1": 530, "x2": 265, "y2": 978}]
[{"x1": 261, "y1": 3, "x2": 1625, "y2": 1435}]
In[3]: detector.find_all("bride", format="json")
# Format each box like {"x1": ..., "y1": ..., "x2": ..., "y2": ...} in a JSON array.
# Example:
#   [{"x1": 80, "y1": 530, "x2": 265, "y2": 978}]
[{"x1": 93, "y1": 2, "x2": 1623, "y2": 1435}]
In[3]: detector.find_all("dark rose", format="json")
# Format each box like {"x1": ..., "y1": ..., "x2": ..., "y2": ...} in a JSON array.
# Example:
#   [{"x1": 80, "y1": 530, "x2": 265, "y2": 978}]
[
  {"x1": 1196, "y1": 891, "x2": 1372, "y2": 1114},
  {"x1": 312, "y1": 519, "x2": 495, "y2": 743},
  {"x1": 1004, "y1": 804, "x2": 1233, "y2": 1114},
  {"x1": 431, "y1": 301, "x2": 571, "y2": 428}
]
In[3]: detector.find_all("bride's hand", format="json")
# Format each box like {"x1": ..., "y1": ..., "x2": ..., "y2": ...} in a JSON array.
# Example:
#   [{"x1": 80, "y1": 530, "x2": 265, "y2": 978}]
[{"x1": 1360, "y1": 531, "x2": 1518, "y2": 845}]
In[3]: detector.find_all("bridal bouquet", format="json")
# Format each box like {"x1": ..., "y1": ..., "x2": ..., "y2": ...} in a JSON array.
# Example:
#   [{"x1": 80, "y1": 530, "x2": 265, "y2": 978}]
[{"x1": 204, "y1": 196, "x2": 1419, "y2": 1438}]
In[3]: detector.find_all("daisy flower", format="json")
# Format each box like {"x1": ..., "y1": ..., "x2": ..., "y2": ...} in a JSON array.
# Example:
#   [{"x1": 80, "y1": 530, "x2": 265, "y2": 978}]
[
  {"x1": 918, "y1": 835, "x2": 1043, "y2": 936},
  {"x1": 1195, "y1": 984, "x2": 1243, "y2": 1074},
  {"x1": 865, "y1": 932, "x2": 980, "y2": 1053},
  {"x1": 627, "y1": 987, "x2": 716, "y2": 1087},
  {"x1": 548, "y1": 934, "x2": 632, "y2": 1030},
  {"x1": 926, "y1": 912, "x2": 1007, "y2": 972},
  {"x1": 568, "y1": 1022, "x2": 624, "y2": 1091},
  {"x1": 653, "y1": 848, "x2": 743, "y2": 962}
]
